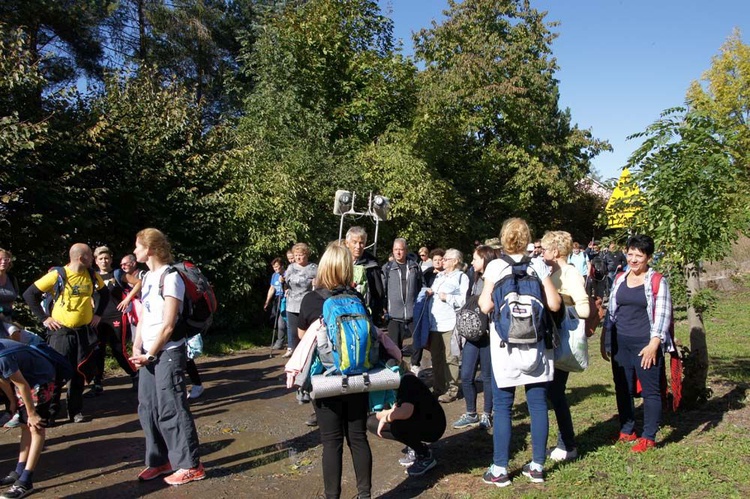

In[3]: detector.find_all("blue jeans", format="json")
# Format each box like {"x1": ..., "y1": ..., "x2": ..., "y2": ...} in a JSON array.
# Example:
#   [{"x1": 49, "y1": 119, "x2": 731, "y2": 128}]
[
  {"x1": 611, "y1": 332, "x2": 664, "y2": 441},
  {"x1": 547, "y1": 369, "x2": 575, "y2": 450},
  {"x1": 492, "y1": 378, "x2": 548, "y2": 468},
  {"x1": 460, "y1": 337, "x2": 492, "y2": 414}
]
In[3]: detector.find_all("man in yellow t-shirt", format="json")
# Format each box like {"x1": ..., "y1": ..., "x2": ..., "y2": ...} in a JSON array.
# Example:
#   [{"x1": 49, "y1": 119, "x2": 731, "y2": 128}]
[{"x1": 23, "y1": 243, "x2": 109, "y2": 424}]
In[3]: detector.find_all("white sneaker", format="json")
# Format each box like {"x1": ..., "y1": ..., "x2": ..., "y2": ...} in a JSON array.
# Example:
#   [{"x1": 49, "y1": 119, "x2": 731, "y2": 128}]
[
  {"x1": 410, "y1": 365, "x2": 421, "y2": 375},
  {"x1": 548, "y1": 447, "x2": 578, "y2": 462},
  {"x1": 282, "y1": 348, "x2": 293, "y2": 359},
  {"x1": 188, "y1": 385, "x2": 205, "y2": 399}
]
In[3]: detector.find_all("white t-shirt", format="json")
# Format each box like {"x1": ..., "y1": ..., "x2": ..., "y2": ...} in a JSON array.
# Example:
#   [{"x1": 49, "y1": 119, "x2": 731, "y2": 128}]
[
  {"x1": 140, "y1": 265, "x2": 185, "y2": 353},
  {"x1": 484, "y1": 255, "x2": 554, "y2": 388}
]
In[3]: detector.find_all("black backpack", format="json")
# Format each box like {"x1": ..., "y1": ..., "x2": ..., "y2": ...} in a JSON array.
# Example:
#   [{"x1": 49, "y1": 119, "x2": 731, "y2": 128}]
[
  {"x1": 591, "y1": 256, "x2": 607, "y2": 280},
  {"x1": 455, "y1": 294, "x2": 489, "y2": 342}
]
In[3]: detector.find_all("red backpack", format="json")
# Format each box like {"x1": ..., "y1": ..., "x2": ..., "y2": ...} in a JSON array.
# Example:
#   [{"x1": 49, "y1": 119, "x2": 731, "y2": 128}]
[{"x1": 159, "y1": 261, "x2": 218, "y2": 339}]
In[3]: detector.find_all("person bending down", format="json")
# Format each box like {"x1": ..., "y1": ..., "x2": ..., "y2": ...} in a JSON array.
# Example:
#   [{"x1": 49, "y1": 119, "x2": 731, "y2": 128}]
[{"x1": 367, "y1": 372, "x2": 446, "y2": 477}]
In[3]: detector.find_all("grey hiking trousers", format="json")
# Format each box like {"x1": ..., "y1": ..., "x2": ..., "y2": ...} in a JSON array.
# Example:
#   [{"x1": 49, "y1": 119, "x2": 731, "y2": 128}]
[{"x1": 138, "y1": 346, "x2": 200, "y2": 469}]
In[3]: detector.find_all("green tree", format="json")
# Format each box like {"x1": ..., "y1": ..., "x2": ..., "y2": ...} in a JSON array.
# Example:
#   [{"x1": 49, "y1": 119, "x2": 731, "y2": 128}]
[
  {"x1": 626, "y1": 108, "x2": 748, "y2": 407},
  {"x1": 412, "y1": 0, "x2": 608, "y2": 242},
  {"x1": 686, "y1": 29, "x2": 750, "y2": 174}
]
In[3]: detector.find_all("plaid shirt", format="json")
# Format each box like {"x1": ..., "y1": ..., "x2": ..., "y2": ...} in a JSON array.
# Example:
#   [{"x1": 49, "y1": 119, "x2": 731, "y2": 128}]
[{"x1": 603, "y1": 267, "x2": 674, "y2": 353}]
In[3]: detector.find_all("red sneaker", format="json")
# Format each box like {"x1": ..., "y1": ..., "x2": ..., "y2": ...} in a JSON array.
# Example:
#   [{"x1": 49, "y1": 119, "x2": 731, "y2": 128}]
[
  {"x1": 631, "y1": 438, "x2": 656, "y2": 453},
  {"x1": 617, "y1": 432, "x2": 638, "y2": 443},
  {"x1": 137, "y1": 463, "x2": 173, "y2": 481},
  {"x1": 164, "y1": 463, "x2": 206, "y2": 486}
]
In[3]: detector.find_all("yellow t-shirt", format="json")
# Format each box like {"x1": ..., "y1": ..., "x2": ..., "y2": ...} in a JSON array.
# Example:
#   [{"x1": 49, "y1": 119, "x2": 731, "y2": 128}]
[{"x1": 34, "y1": 266, "x2": 105, "y2": 328}]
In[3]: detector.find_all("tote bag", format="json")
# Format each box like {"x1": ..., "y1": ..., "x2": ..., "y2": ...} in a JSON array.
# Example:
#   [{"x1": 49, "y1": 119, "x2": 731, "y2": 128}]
[{"x1": 554, "y1": 305, "x2": 589, "y2": 372}]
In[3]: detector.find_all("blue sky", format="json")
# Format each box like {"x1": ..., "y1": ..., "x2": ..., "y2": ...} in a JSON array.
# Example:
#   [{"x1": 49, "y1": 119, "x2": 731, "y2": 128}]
[{"x1": 378, "y1": 0, "x2": 750, "y2": 182}]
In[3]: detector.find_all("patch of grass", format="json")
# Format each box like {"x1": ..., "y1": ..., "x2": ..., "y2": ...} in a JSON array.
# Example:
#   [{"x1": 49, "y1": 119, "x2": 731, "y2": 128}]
[{"x1": 434, "y1": 280, "x2": 750, "y2": 498}]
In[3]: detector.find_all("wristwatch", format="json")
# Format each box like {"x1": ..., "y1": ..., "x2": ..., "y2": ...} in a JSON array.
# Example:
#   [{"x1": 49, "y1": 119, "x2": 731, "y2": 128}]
[{"x1": 146, "y1": 354, "x2": 157, "y2": 363}]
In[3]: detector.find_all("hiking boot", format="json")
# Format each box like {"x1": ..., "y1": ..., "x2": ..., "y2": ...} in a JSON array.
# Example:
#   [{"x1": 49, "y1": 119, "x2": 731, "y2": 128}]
[
  {"x1": 84, "y1": 384, "x2": 103, "y2": 398},
  {"x1": 399, "y1": 447, "x2": 416, "y2": 467},
  {"x1": 305, "y1": 412, "x2": 318, "y2": 427},
  {"x1": 482, "y1": 467, "x2": 511, "y2": 488},
  {"x1": 452, "y1": 413, "x2": 480, "y2": 429},
  {"x1": 0, "y1": 473, "x2": 18, "y2": 487},
  {"x1": 164, "y1": 463, "x2": 205, "y2": 486},
  {"x1": 631, "y1": 437, "x2": 656, "y2": 453},
  {"x1": 137, "y1": 463, "x2": 173, "y2": 481},
  {"x1": 548, "y1": 447, "x2": 578, "y2": 462},
  {"x1": 617, "y1": 431, "x2": 638, "y2": 443},
  {"x1": 1, "y1": 481, "x2": 32, "y2": 499},
  {"x1": 187, "y1": 385, "x2": 204, "y2": 400},
  {"x1": 479, "y1": 413, "x2": 492, "y2": 430},
  {"x1": 522, "y1": 463, "x2": 545, "y2": 483},
  {"x1": 282, "y1": 348, "x2": 293, "y2": 359},
  {"x1": 406, "y1": 452, "x2": 436, "y2": 477}
]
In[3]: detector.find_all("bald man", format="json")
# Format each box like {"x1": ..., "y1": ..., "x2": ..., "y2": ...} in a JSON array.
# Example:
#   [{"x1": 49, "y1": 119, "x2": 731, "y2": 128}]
[{"x1": 23, "y1": 243, "x2": 109, "y2": 424}]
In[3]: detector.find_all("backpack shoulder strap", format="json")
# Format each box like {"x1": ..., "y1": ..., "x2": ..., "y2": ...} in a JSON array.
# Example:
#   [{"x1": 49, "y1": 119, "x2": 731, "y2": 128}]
[
  {"x1": 158, "y1": 266, "x2": 179, "y2": 298},
  {"x1": 650, "y1": 272, "x2": 663, "y2": 296},
  {"x1": 500, "y1": 254, "x2": 516, "y2": 267}
]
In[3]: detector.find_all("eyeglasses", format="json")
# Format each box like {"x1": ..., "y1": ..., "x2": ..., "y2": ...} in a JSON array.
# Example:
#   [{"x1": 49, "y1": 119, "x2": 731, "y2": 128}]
[
  {"x1": 534, "y1": 246, "x2": 541, "y2": 249},
  {"x1": 419, "y1": 253, "x2": 427, "y2": 257}
]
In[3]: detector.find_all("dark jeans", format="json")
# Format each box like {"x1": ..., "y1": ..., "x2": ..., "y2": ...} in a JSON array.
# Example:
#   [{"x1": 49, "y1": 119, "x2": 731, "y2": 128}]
[
  {"x1": 47, "y1": 326, "x2": 97, "y2": 419},
  {"x1": 92, "y1": 319, "x2": 136, "y2": 385},
  {"x1": 460, "y1": 336, "x2": 492, "y2": 414},
  {"x1": 547, "y1": 369, "x2": 575, "y2": 450},
  {"x1": 387, "y1": 319, "x2": 412, "y2": 351},
  {"x1": 366, "y1": 408, "x2": 446, "y2": 457},
  {"x1": 138, "y1": 347, "x2": 200, "y2": 469},
  {"x1": 314, "y1": 392, "x2": 372, "y2": 499},
  {"x1": 611, "y1": 332, "x2": 664, "y2": 441},
  {"x1": 492, "y1": 379, "x2": 548, "y2": 468}
]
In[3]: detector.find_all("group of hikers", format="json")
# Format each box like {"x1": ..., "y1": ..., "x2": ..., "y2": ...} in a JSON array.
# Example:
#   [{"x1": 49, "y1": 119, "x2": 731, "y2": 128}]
[
  {"x1": 273, "y1": 218, "x2": 675, "y2": 497},
  {"x1": 0, "y1": 215, "x2": 674, "y2": 498}
]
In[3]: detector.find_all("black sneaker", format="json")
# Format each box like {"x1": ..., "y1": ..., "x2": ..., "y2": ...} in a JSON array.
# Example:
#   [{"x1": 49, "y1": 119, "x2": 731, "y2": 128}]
[
  {"x1": 521, "y1": 463, "x2": 545, "y2": 483},
  {"x1": 482, "y1": 467, "x2": 511, "y2": 488},
  {"x1": 406, "y1": 452, "x2": 436, "y2": 477},
  {"x1": 0, "y1": 473, "x2": 18, "y2": 486},
  {"x1": 84, "y1": 384, "x2": 103, "y2": 398},
  {"x1": 1, "y1": 481, "x2": 32, "y2": 499},
  {"x1": 305, "y1": 412, "x2": 317, "y2": 427}
]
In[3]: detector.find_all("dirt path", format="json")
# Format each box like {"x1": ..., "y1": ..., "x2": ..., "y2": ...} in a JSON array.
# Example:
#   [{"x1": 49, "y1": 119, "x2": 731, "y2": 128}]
[{"x1": 0, "y1": 349, "x2": 477, "y2": 499}]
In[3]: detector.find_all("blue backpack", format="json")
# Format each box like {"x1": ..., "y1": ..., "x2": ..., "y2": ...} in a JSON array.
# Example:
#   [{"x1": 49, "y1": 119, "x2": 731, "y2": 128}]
[
  {"x1": 320, "y1": 287, "x2": 379, "y2": 375},
  {"x1": 491, "y1": 255, "x2": 551, "y2": 347}
]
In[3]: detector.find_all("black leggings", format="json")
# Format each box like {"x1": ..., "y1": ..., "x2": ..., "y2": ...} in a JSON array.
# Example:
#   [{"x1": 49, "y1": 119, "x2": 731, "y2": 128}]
[
  {"x1": 366, "y1": 410, "x2": 446, "y2": 458},
  {"x1": 93, "y1": 320, "x2": 136, "y2": 384},
  {"x1": 314, "y1": 392, "x2": 372, "y2": 499},
  {"x1": 186, "y1": 358, "x2": 202, "y2": 386}
]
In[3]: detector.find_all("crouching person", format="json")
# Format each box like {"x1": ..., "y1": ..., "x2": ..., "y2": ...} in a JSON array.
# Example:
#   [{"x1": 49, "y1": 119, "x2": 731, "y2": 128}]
[
  {"x1": 0, "y1": 339, "x2": 57, "y2": 498},
  {"x1": 367, "y1": 371, "x2": 446, "y2": 477}
]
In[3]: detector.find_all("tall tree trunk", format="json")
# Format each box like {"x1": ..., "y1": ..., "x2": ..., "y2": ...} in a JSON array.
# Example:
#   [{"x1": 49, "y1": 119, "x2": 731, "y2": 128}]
[{"x1": 682, "y1": 261, "x2": 710, "y2": 407}]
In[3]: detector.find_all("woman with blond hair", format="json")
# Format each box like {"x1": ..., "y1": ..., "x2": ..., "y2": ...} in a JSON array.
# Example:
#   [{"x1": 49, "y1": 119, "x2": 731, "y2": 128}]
[
  {"x1": 284, "y1": 242, "x2": 317, "y2": 358},
  {"x1": 479, "y1": 218, "x2": 561, "y2": 487},
  {"x1": 297, "y1": 242, "x2": 373, "y2": 499},
  {"x1": 129, "y1": 228, "x2": 204, "y2": 486},
  {"x1": 541, "y1": 230, "x2": 590, "y2": 462}
]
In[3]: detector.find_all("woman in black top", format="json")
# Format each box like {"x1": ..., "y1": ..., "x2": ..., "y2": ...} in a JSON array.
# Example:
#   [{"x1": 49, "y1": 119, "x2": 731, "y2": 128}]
[{"x1": 297, "y1": 242, "x2": 372, "y2": 499}]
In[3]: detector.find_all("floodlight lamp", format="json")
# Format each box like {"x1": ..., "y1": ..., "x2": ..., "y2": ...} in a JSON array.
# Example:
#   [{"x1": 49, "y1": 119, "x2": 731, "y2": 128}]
[
  {"x1": 333, "y1": 190, "x2": 353, "y2": 215},
  {"x1": 371, "y1": 195, "x2": 390, "y2": 221}
]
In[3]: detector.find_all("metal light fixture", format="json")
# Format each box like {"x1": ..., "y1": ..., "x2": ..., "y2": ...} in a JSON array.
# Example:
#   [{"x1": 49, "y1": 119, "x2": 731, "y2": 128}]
[{"x1": 333, "y1": 190, "x2": 353, "y2": 215}]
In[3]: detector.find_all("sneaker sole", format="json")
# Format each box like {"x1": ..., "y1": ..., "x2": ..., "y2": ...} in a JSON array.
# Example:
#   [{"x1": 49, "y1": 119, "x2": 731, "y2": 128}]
[
  {"x1": 482, "y1": 477, "x2": 512, "y2": 488},
  {"x1": 522, "y1": 471, "x2": 544, "y2": 483},
  {"x1": 453, "y1": 421, "x2": 480, "y2": 429},
  {"x1": 406, "y1": 460, "x2": 437, "y2": 476},
  {"x1": 165, "y1": 474, "x2": 206, "y2": 486},
  {"x1": 399, "y1": 460, "x2": 415, "y2": 467},
  {"x1": 138, "y1": 469, "x2": 173, "y2": 481}
]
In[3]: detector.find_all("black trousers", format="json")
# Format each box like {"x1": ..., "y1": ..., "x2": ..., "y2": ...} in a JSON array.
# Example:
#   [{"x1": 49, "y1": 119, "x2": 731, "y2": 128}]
[
  {"x1": 92, "y1": 319, "x2": 136, "y2": 384},
  {"x1": 366, "y1": 409, "x2": 446, "y2": 458},
  {"x1": 47, "y1": 326, "x2": 97, "y2": 419},
  {"x1": 314, "y1": 392, "x2": 372, "y2": 499}
]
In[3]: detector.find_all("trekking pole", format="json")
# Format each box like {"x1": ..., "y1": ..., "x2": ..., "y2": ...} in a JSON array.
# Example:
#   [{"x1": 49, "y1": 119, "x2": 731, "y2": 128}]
[{"x1": 269, "y1": 295, "x2": 282, "y2": 358}]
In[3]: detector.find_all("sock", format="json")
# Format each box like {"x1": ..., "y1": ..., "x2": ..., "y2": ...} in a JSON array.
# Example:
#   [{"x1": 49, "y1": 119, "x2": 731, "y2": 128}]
[
  {"x1": 490, "y1": 464, "x2": 507, "y2": 476},
  {"x1": 14, "y1": 463, "x2": 25, "y2": 476},
  {"x1": 18, "y1": 469, "x2": 32, "y2": 485}
]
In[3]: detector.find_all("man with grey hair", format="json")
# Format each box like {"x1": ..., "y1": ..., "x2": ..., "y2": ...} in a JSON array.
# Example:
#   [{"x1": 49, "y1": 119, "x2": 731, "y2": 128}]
[
  {"x1": 382, "y1": 238, "x2": 423, "y2": 356},
  {"x1": 345, "y1": 226, "x2": 384, "y2": 326}
]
